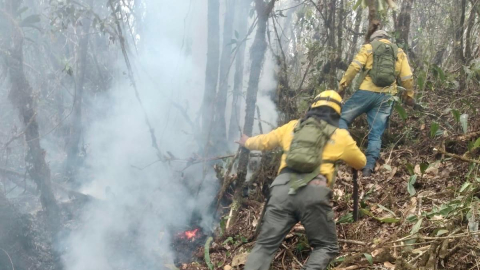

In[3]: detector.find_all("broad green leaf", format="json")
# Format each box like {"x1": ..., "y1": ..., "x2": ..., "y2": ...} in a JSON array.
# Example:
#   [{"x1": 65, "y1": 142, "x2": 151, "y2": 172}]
[
  {"x1": 204, "y1": 237, "x2": 214, "y2": 270},
  {"x1": 378, "y1": 204, "x2": 396, "y2": 216},
  {"x1": 436, "y1": 229, "x2": 449, "y2": 236},
  {"x1": 407, "y1": 215, "x2": 418, "y2": 223},
  {"x1": 406, "y1": 163, "x2": 415, "y2": 176},
  {"x1": 420, "y1": 163, "x2": 429, "y2": 175},
  {"x1": 395, "y1": 103, "x2": 407, "y2": 121},
  {"x1": 383, "y1": 164, "x2": 392, "y2": 171},
  {"x1": 337, "y1": 213, "x2": 353, "y2": 224},
  {"x1": 459, "y1": 181, "x2": 471, "y2": 193},
  {"x1": 410, "y1": 218, "x2": 423, "y2": 234},
  {"x1": 430, "y1": 122, "x2": 439, "y2": 138},
  {"x1": 21, "y1": 14, "x2": 41, "y2": 26},
  {"x1": 473, "y1": 137, "x2": 480, "y2": 149},
  {"x1": 407, "y1": 182, "x2": 416, "y2": 196},
  {"x1": 407, "y1": 175, "x2": 417, "y2": 196},
  {"x1": 409, "y1": 175, "x2": 418, "y2": 185},
  {"x1": 364, "y1": 253, "x2": 373, "y2": 265},
  {"x1": 460, "y1": 114, "x2": 469, "y2": 134}
]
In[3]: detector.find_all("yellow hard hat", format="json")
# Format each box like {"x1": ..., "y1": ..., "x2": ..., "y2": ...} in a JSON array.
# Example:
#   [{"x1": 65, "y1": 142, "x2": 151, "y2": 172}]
[{"x1": 310, "y1": 90, "x2": 342, "y2": 114}]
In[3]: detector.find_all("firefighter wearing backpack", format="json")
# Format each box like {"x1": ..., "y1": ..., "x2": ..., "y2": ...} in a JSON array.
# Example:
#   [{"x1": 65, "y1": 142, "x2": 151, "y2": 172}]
[
  {"x1": 236, "y1": 90, "x2": 366, "y2": 270},
  {"x1": 337, "y1": 30, "x2": 415, "y2": 177}
]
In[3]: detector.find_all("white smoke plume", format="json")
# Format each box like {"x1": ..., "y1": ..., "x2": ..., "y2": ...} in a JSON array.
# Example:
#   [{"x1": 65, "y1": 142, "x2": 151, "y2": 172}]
[{"x1": 61, "y1": 0, "x2": 279, "y2": 269}]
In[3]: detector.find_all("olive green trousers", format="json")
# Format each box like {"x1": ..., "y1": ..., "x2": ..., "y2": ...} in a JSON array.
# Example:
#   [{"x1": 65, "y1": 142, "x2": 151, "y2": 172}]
[{"x1": 245, "y1": 173, "x2": 339, "y2": 270}]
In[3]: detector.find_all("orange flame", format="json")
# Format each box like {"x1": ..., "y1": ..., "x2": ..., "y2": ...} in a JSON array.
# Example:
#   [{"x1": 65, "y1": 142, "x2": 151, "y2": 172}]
[{"x1": 182, "y1": 228, "x2": 199, "y2": 240}]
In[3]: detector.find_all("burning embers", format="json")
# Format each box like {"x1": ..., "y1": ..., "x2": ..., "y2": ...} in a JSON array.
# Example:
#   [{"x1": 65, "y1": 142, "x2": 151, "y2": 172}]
[
  {"x1": 172, "y1": 227, "x2": 206, "y2": 266},
  {"x1": 178, "y1": 228, "x2": 200, "y2": 241}
]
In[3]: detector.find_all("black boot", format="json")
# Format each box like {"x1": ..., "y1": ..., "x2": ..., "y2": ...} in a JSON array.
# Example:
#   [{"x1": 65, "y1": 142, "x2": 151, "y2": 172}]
[{"x1": 362, "y1": 168, "x2": 373, "y2": 177}]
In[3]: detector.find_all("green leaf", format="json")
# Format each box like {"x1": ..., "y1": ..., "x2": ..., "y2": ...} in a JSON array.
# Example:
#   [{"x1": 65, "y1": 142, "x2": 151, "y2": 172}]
[
  {"x1": 21, "y1": 14, "x2": 41, "y2": 26},
  {"x1": 406, "y1": 163, "x2": 415, "y2": 176},
  {"x1": 430, "y1": 122, "x2": 439, "y2": 138},
  {"x1": 451, "y1": 109, "x2": 461, "y2": 123},
  {"x1": 472, "y1": 137, "x2": 480, "y2": 150},
  {"x1": 364, "y1": 253, "x2": 373, "y2": 265},
  {"x1": 436, "y1": 229, "x2": 449, "y2": 236},
  {"x1": 378, "y1": 204, "x2": 396, "y2": 216},
  {"x1": 337, "y1": 213, "x2": 353, "y2": 224},
  {"x1": 383, "y1": 164, "x2": 392, "y2": 171},
  {"x1": 395, "y1": 103, "x2": 407, "y2": 121},
  {"x1": 460, "y1": 181, "x2": 471, "y2": 193},
  {"x1": 223, "y1": 236, "x2": 233, "y2": 245},
  {"x1": 460, "y1": 114, "x2": 469, "y2": 134},
  {"x1": 204, "y1": 237, "x2": 214, "y2": 270},
  {"x1": 411, "y1": 218, "x2": 423, "y2": 234},
  {"x1": 420, "y1": 162, "x2": 429, "y2": 175},
  {"x1": 407, "y1": 175, "x2": 417, "y2": 196}
]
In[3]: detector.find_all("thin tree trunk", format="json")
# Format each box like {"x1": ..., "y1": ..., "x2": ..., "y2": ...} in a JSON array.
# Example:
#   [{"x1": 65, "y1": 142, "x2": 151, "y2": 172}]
[
  {"x1": 396, "y1": 0, "x2": 415, "y2": 63},
  {"x1": 214, "y1": 0, "x2": 236, "y2": 153},
  {"x1": 230, "y1": 0, "x2": 276, "y2": 228},
  {"x1": 465, "y1": 5, "x2": 476, "y2": 61},
  {"x1": 454, "y1": 0, "x2": 467, "y2": 90},
  {"x1": 365, "y1": 0, "x2": 381, "y2": 42},
  {"x1": 2, "y1": 2, "x2": 60, "y2": 224},
  {"x1": 347, "y1": 5, "x2": 363, "y2": 64},
  {"x1": 228, "y1": 0, "x2": 251, "y2": 143},
  {"x1": 202, "y1": 0, "x2": 221, "y2": 150},
  {"x1": 65, "y1": 1, "x2": 93, "y2": 182},
  {"x1": 327, "y1": 0, "x2": 337, "y2": 88}
]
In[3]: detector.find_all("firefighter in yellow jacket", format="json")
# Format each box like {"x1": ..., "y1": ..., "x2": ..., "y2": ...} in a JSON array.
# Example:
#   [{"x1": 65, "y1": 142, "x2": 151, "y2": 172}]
[
  {"x1": 338, "y1": 30, "x2": 415, "y2": 176},
  {"x1": 236, "y1": 91, "x2": 366, "y2": 270}
]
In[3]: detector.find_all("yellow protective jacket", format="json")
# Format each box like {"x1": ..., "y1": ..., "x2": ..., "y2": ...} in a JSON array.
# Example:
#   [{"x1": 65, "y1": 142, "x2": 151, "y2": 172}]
[
  {"x1": 245, "y1": 120, "x2": 366, "y2": 186},
  {"x1": 339, "y1": 39, "x2": 415, "y2": 99}
]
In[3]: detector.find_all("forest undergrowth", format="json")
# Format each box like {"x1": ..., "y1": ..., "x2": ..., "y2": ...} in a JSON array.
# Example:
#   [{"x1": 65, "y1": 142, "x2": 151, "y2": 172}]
[{"x1": 181, "y1": 86, "x2": 480, "y2": 270}]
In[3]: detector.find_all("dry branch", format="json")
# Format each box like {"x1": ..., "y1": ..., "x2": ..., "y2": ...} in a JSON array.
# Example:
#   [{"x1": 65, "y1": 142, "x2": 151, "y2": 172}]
[{"x1": 434, "y1": 147, "x2": 480, "y2": 164}]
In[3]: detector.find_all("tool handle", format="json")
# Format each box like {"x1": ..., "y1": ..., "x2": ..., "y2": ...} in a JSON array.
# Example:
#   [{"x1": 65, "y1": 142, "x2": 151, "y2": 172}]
[{"x1": 352, "y1": 169, "x2": 359, "y2": 222}]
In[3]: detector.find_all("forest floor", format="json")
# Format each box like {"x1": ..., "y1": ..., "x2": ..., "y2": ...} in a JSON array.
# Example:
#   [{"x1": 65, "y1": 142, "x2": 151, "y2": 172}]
[{"x1": 178, "y1": 88, "x2": 480, "y2": 270}]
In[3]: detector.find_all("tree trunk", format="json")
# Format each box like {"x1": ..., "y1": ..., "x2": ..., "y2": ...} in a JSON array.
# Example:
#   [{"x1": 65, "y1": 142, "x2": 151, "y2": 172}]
[
  {"x1": 230, "y1": 0, "x2": 276, "y2": 228},
  {"x1": 396, "y1": 0, "x2": 413, "y2": 48},
  {"x1": 465, "y1": 4, "x2": 476, "y2": 61},
  {"x1": 202, "y1": 0, "x2": 221, "y2": 151},
  {"x1": 365, "y1": 0, "x2": 381, "y2": 42},
  {"x1": 327, "y1": 0, "x2": 337, "y2": 88},
  {"x1": 213, "y1": 0, "x2": 236, "y2": 153},
  {"x1": 228, "y1": 0, "x2": 251, "y2": 143},
  {"x1": 65, "y1": 1, "x2": 93, "y2": 182},
  {"x1": 2, "y1": 1, "x2": 60, "y2": 223},
  {"x1": 454, "y1": 0, "x2": 467, "y2": 90},
  {"x1": 347, "y1": 5, "x2": 363, "y2": 64}
]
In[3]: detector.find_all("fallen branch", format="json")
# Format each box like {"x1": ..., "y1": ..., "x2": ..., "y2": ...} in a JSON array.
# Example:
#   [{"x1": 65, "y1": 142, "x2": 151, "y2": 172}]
[
  {"x1": 282, "y1": 244, "x2": 303, "y2": 267},
  {"x1": 434, "y1": 147, "x2": 480, "y2": 164},
  {"x1": 457, "y1": 131, "x2": 480, "y2": 141},
  {"x1": 292, "y1": 225, "x2": 367, "y2": 245},
  {"x1": 389, "y1": 231, "x2": 480, "y2": 244}
]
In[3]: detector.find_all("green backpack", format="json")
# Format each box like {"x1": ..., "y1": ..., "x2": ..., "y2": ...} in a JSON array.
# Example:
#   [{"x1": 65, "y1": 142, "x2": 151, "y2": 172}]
[
  {"x1": 285, "y1": 118, "x2": 337, "y2": 173},
  {"x1": 368, "y1": 40, "x2": 398, "y2": 87}
]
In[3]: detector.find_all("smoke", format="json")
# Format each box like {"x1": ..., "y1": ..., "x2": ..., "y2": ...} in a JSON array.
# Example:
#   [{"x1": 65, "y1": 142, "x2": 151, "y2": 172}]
[{"x1": 61, "y1": 0, "x2": 278, "y2": 269}]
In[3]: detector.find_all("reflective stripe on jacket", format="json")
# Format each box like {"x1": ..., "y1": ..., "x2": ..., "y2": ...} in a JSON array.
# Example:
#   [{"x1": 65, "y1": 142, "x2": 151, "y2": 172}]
[
  {"x1": 339, "y1": 39, "x2": 415, "y2": 99},
  {"x1": 244, "y1": 120, "x2": 367, "y2": 186}
]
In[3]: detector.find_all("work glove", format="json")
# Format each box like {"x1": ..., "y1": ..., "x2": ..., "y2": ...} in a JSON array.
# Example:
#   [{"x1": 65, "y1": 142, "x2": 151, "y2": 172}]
[{"x1": 337, "y1": 82, "x2": 348, "y2": 99}]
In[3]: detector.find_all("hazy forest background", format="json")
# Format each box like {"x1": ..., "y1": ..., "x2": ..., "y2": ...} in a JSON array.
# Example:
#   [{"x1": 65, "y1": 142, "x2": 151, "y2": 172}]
[{"x1": 0, "y1": 0, "x2": 479, "y2": 269}]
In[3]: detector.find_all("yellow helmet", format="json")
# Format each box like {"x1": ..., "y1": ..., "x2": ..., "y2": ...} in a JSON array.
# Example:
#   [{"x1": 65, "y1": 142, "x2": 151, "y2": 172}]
[{"x1": 310, "y1": 90, "x2": 342, "y2": 114}]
